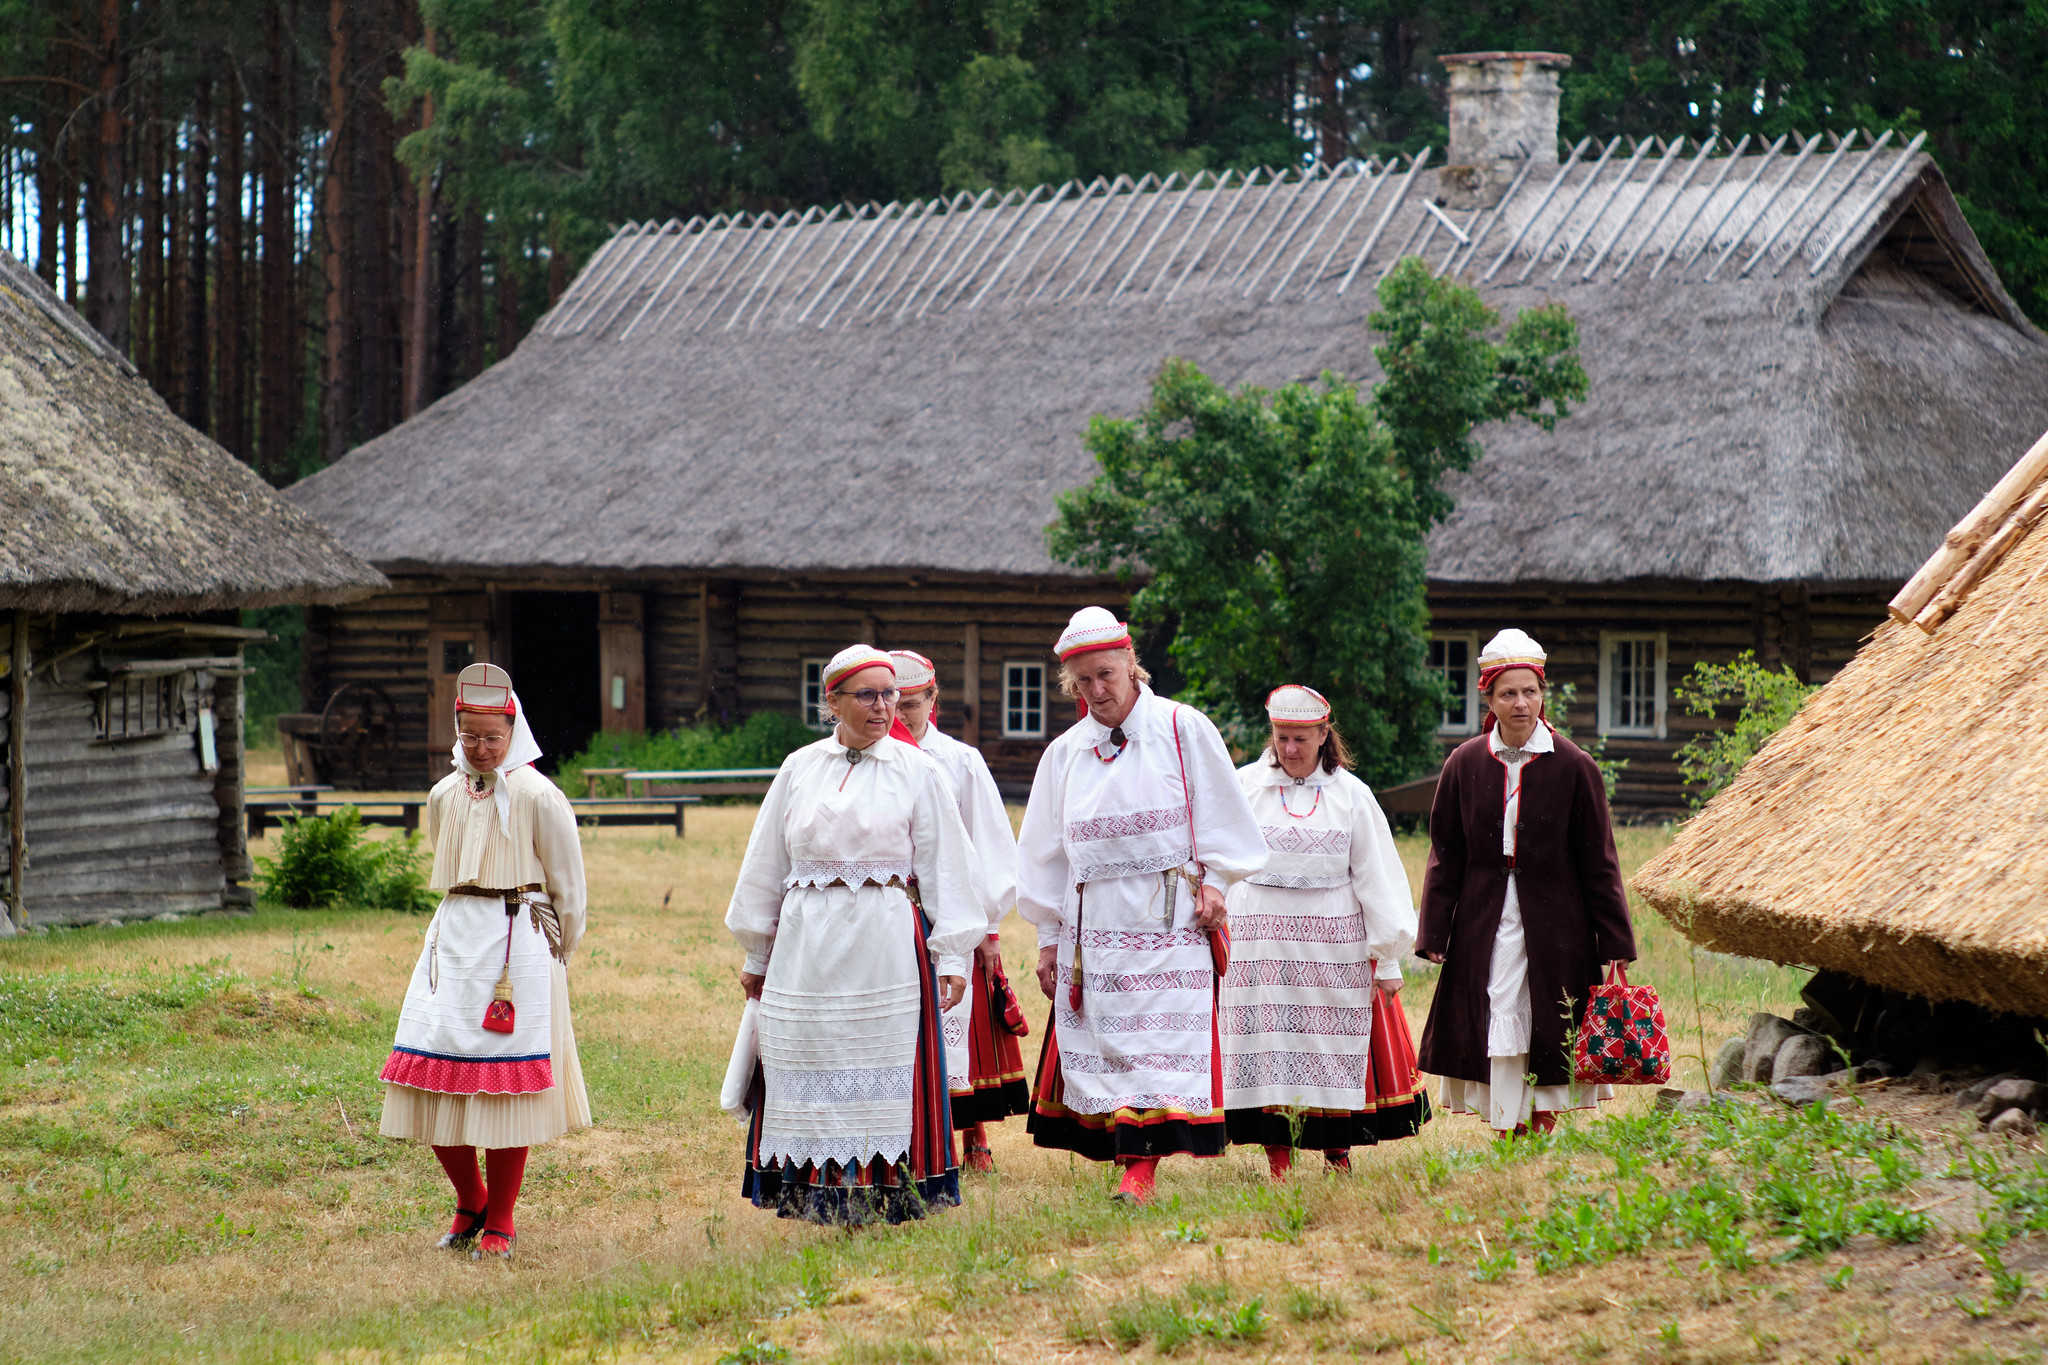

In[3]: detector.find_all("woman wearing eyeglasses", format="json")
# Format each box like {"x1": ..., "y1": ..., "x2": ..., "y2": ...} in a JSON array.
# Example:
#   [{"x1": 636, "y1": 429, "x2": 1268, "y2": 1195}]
[
  {"x1": 724, "y1": 644, "x2": 988, "y2": 1225},
  {"x1": 378, "y1": 662, "x2": 590, "y2": 1261}
]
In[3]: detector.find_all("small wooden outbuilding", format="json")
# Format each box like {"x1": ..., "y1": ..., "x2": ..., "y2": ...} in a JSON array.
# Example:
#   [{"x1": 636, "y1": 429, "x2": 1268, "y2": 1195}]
[
  {"x1": 0, "y1": 252, "x2": 385, "y2": 930},
  {"x1": 1634, "y1": 428, "x2": 2048, "y2": 1016}
]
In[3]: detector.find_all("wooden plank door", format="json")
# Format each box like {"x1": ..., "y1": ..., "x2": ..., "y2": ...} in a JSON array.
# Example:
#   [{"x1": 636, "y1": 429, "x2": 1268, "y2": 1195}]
[
  {"x1": 427, "y1": 594, "x2": 493, "y2": 755},
  {"x1": 598, "y1": 592, "x2": 646, "y2": 732}
]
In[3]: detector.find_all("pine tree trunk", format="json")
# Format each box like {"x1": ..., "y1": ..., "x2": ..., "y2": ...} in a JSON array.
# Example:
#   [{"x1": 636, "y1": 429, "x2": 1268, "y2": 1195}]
[
  {"x1": 258, "y1": 0, "x2": 296, "y2": 481},
  {"x1": 459, "y1": 206, "x2": 484, "y2": 382},
  {"x1": 165, "y1": 118, "x2": 184, "y2": 406},
  {"x1": 183, "y1": 74, "x2": 211, "y2": 432},
  {"x1": 139, "y1": 66, "x2": 163, "y2": 391},
  {"x1": 215, "y1": 88, "x2": 246, "y2": 458},
  {"x1": 402, "y1": 27, "x2": 435, "y2": 419},
  {"x1": 321, "y1": 0, "x2": 353, "y2": 460},
  {"x1": 85, "y1": 0, "x2": 130, "y2": 351},
  {"x1": 494, "y1": 227, "x2": 521, "y2": 364},
  {"x1": 34, "y1": 106, "x2": 60, "y2": 286}
]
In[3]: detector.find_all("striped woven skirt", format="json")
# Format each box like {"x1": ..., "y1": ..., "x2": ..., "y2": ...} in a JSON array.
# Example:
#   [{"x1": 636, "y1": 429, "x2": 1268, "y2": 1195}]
[{"x1": 741, "y1": 888, "x2": 958, "y2": 1225}]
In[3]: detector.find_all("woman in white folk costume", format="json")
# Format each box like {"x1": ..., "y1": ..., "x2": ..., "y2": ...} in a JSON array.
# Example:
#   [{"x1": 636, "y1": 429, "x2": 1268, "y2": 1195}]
[
  {"x1": 725, "y1": 645, "x2": 988, "y2": 1224},
  {"x1": 1417, "y1": 630, "x2": 1637, "y2": 1137},
  {"x1": 887, "y1": 650, "x2": 1031, "y2": 1173},
  {"x1": 379, "y1": 663, "x2": 590, "y2": 1261},
  {"x1": 1017, "y1": 608, "x2": 1267, "y2": 1204},
  {"x1": 1222, "y1": 685, "x2": 1429, "y2": 1179}
]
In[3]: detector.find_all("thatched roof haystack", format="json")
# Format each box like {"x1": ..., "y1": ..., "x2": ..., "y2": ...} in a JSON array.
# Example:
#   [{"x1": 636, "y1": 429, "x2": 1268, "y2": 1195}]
[
  {"x1": 0, "y1": 252, "x2": 384, "y2": 614},
  {"x1": 289, "y1": 132, "x2": 2048, "y2": 587},
  {"x1": 1635, "y1": 428, "x2": 2048, "y2": 1016}
]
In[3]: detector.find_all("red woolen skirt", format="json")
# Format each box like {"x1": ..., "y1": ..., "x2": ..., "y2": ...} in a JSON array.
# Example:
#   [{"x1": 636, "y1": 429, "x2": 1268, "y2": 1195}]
[{"x1": 952, "y1": 948, "x2": 1030, "y2": 1128}]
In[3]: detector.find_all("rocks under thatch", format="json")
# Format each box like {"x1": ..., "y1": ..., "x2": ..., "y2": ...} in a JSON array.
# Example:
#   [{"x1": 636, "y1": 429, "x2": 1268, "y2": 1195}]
[
  {"x1": 0, "y1": 251, "x2": 384, "y2": 614},
  {"x1": 1635, "y1": 428, "x2": 2048, "y2": 1016}
]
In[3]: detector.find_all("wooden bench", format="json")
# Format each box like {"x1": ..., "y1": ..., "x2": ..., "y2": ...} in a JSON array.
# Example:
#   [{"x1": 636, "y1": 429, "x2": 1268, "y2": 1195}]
[
  {"x1": 247, "y1": 798, "x2": 422, "y2": 837},
  {"x1": 578, "y1": 767, "x2": 632, "y2": 799},
  {"x1": 567, "y1": 796, "x2": 701, "y2": 837},
  {"x1": 247, "y1": 784, "x2": 336, "y2": 816},
  {"x1": 623, "y1": 767, "x2": 780, "y2": 798},
  {"x1": 248, "y1": 794, "x2": 701, "y2": 839}
]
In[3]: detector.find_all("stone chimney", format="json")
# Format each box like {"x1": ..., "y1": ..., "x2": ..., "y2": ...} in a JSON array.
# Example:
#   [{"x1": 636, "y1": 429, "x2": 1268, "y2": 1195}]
[{"x1": 1438, "y1": 52, "x2": 1571, "y2": 209}]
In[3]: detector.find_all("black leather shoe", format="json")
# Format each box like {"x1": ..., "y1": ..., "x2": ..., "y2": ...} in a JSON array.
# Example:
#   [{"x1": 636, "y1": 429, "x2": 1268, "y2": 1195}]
[
  {"x1": 437, "y1": 1207, "x2": 486, "y2": 1251},
  {"x1": 472, "y1": 1228, "x2": 515, "y2": 1262}
]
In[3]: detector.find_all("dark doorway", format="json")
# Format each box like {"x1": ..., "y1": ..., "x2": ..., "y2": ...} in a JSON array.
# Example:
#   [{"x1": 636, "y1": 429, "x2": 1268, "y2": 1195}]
[{"x1": 507, "y1": 592, "x2": 601, "y2": 773}]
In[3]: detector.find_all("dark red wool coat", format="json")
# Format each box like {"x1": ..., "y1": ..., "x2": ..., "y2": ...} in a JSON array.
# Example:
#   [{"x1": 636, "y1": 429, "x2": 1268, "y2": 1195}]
[{"x1": 1416, "y1": 728, "x2": 1637, "y2": 1089}]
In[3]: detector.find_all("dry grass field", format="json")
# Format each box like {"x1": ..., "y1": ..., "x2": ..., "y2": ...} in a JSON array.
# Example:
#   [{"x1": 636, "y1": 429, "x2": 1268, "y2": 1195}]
[{"x1": 0, "y1": 770, "x2": 2043, "y2": 1363}]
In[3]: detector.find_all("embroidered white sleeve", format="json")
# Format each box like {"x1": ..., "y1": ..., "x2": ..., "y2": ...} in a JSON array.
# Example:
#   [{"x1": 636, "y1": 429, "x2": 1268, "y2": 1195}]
[
  {"x1": 1348, "y1": 772, "x2": 1418, "y2": 968},
  {"x1": 1016, "y1": 737, "x2": 1074, "y2": 947},
  {"x1": 726, "y1": 756, "x2": 801, "y2": 975}
]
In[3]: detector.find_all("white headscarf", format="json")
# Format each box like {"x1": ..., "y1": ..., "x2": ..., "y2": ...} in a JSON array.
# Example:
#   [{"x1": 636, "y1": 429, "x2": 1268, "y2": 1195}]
[{"x1": 449, "y1": 691, "x2": 544, "y2": 836}]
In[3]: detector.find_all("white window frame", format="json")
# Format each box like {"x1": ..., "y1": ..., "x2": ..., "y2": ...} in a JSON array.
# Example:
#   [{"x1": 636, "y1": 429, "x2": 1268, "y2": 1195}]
[
  {"x1": 1428, "y1": 632, "x2": 1479, "y2": 735},
  {"x1": 1598, "y1": 631, "x2": 1667, "y2": 738},
  {"x1": 801, "y1": 657, "x2": 831, "y2": 731},
  {"x1": 1002, "y1": 661, "x2": 1047, "y2": 739}
]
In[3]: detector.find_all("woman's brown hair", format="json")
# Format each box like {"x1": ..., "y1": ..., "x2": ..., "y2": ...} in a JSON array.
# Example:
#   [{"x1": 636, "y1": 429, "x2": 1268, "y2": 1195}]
[{"x1": 1267, "y1": 720, "x2": 1353, "y2": 775}]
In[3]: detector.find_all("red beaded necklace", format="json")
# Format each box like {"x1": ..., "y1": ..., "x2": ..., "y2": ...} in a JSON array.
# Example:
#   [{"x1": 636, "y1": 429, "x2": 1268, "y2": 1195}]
[
  {"x1": 1277, "y1": 777, "x2": 1321, "y2": 819},
  {"x1": 1090, "y1": 725, "x2": 1129, "y2": 764}
]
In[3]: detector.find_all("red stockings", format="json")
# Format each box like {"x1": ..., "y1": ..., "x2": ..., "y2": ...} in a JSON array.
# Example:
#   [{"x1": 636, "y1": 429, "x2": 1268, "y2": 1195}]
[
  {"x1": 431, "y1": 1144, "x2": 488, "y2": 1234},
  {"x1": 482, "y1": 1145, "x2": 529, "y2": 1249}
]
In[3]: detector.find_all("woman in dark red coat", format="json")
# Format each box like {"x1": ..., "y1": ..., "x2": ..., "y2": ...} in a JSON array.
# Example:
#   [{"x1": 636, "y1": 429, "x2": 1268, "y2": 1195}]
[{"x1": 1416, "y1": 630, "x2": 1635, "y2": 1136}]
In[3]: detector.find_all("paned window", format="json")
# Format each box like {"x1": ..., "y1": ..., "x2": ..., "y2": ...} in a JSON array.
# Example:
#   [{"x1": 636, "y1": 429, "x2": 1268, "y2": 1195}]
[
  {"x1": 1599, "y1": 632, "x2": 1666, "y2": 737},
  {"x1": 1429, "y1": 633, "x2": 1478, "y2": 734},
  {"x1": 1003, "y1": 662, "x2": 1046, "y2": 739},
  {"x1": 801, "y1": 658, "x2": 830, "y2": 731}
]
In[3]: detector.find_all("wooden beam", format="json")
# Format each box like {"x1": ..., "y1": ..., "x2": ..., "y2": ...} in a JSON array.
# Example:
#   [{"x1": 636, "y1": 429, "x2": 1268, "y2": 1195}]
[
  {"x1": 1890, "y1": 426, "x2": 2048, "y2": 626},
  {"x1": 9, "y1": 610, "x2": 27, "y2": 931},
  {"x1": 962, "y1": 622, "x2": 981, "y2": 747}
]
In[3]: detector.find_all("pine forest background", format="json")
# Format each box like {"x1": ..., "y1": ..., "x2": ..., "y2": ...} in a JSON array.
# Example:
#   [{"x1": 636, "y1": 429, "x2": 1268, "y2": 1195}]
[{"x1": 3, "y1": 0, "x2": 2042, "y2": 487}]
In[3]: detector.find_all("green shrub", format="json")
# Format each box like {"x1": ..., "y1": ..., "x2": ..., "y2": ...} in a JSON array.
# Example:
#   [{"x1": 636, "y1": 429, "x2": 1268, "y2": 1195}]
[
  {"x1": 255, "y1": 806, "x2": 436, "y2": 912},
  {"x1": 1672, "y1": 652, "x2": 1817, "y2": 807},
  {"x1": 556, "y1": 712, "x2": 820, "y2": 798}
]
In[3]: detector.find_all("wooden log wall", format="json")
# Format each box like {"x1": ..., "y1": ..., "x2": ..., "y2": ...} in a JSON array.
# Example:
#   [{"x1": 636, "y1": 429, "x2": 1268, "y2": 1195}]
[
  {"x1": 1429, "y1": 581, "x2": 1887, "y2": 815},
  {"x1": 304, "y1": 576, "x2": 435, "y2": 780},
  {"x1": 0, "y1": 615, "x2": 250, "y2": 927},
  {"x1": 307, "y1": 573, "x2": 1891, "y2": 808}
]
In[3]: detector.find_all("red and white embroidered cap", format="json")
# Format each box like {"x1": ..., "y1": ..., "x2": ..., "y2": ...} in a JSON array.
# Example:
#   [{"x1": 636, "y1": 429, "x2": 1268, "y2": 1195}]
[
  {"x1": 455, "y1": 662, "x2": 517, "y2": 715},
  {"x1": 888, "y1": 650, "x2": 936, "y2": 689},
  {"x1": 824, "y1": 644, "x2": 895, "y2": 692},
  {"x1": 1265, "y1": 684, "x2": 1331, "y2": 724},
  {"x1": 1477, "y1": 628, "x2": 1547, "y2": 690},
  {"x1": 1056, "y1": 606, "x2": 1132, "y2": 661}
]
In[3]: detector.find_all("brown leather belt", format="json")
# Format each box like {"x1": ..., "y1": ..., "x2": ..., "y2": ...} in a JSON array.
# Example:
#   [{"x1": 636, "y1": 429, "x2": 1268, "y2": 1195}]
[{"x1": 448, "y1": 883, "x2": 562, "y2": 961}]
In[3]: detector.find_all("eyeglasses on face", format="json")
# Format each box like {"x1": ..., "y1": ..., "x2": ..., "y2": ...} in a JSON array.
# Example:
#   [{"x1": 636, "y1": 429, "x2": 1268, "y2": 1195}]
[
  {"x1": 833, "y1": 687, "x2": 901, "y2": 709},
  {"x1": 459, "y1": 732, "x2": 511, "y2": 749}
]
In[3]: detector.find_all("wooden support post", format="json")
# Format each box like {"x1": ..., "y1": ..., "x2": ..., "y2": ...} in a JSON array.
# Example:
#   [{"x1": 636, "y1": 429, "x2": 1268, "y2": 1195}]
[
  {"x1": 696, "y1": 580, "x2": 712, "y2": 712},
  {"x1": 962, "y1": 623, "x2": 981, "y2": 747},
  {"x1": 8, "y1": 611, "x2": 28, "y2": 931}
]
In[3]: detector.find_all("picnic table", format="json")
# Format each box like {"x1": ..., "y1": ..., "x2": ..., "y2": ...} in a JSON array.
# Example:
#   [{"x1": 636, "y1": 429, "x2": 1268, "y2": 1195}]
[
  {"x1": 246, "y1": 793, "x2": 703, "y2": 839},
  {"x1": 247, "y1": 784, "x2": 336, "y2": 816},
  {"x1": 621, "y1": 767, "x2": 780, "y2": 797}
]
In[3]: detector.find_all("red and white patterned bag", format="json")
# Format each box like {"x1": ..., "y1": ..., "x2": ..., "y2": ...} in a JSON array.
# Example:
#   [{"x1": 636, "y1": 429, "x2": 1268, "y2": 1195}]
[{"x1": 1571, "y1": 963, "x2": 1671, "y2": 1086}]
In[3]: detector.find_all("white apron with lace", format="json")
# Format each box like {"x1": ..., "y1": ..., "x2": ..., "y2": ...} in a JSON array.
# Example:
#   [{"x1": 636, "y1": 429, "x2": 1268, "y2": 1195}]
[
  {"x1": 1015, "y1": 688, "x2": 1268, "y2": 1119},
  {"x1": 1221, "y1": 759, "x2": 1413, "y2": 1112},
  {"x1": 725, "y1": 735, "x2": 986, "y2": 1170}
]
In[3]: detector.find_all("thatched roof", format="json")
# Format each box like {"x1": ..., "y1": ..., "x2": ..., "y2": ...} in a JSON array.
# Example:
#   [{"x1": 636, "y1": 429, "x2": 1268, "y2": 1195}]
[
  {"x1": 288, "y1": 130, "x2": 2048, "y2": 588},
  {"x1": 1635, "y1": 429, "x2": 2048, "y2": 1015},
  {"x1": 0, "y1": 252, "x2": 384, "y2": 615}
]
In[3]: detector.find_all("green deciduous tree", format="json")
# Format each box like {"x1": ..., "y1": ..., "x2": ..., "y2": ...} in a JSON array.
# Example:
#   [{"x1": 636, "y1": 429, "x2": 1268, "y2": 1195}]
[
  {"x1": 1046, "y1": 257, "x2": 1587, "y2": 787},
  {"x1": 1671, "y1": 652, "x2": 1817, "y2": 806}
]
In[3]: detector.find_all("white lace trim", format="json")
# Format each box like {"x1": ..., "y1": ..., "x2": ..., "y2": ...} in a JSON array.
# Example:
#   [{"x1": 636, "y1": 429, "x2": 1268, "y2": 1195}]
[
  {"x1": 768, "y1": 1064, "x2": 915, "y2": 1104},
  {"x1": 754, "y1": 1133, "x2": 915, "y2": 1169},
  {"x1": 1244, "y1": 872, "x2": 1349, "y2": 889},
  {"x1": 1071, "y1": 850, "x2": 1190, "y2": 884},
  {"x1": 783, "y1": 859, "x2": 913, "y2": 889}
]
